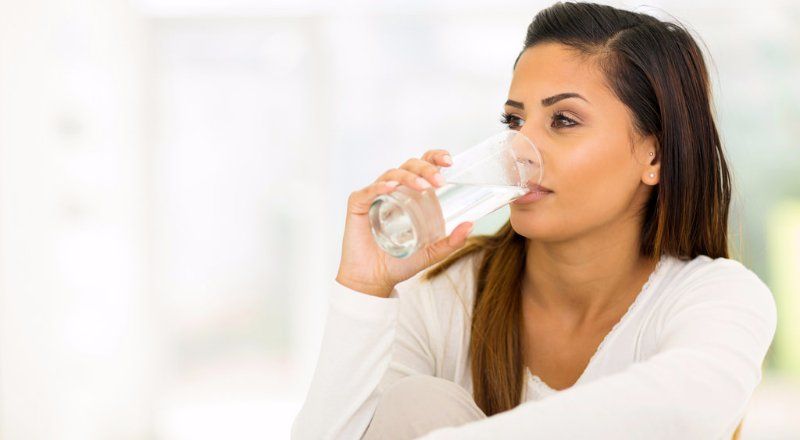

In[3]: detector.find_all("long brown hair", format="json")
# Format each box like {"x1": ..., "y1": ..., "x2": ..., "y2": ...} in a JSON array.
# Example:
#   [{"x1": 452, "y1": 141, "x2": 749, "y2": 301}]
[{"x1": 423, "y1": 1, "x2": 732, "y2": 417}]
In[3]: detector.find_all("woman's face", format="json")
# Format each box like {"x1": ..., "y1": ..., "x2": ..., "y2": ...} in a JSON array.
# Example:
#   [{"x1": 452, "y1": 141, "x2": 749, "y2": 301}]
[{"x1": 506, "y1": 42, "x2": 659, "y2": 242}]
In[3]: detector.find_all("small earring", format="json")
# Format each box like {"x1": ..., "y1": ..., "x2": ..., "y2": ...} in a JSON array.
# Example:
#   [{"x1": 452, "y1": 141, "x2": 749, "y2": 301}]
[
  {"x1": 649, "y1": 173, "x2": 655, "y2": 178},
  {"x1": 649, "y1": 152, "x2": 654, "y2": 156}
]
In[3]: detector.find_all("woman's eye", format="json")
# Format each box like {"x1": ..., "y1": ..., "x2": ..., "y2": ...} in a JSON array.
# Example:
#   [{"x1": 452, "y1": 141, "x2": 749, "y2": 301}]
[
  {"x1": 500, "y1": 112, "x2": 524, "y2": 130},
  {"x1": 501, "y1": 111, "x2": 578, "y2": 130},
  {"x1": 551, "y1": 112, "x2": 578, "y2": 129}
]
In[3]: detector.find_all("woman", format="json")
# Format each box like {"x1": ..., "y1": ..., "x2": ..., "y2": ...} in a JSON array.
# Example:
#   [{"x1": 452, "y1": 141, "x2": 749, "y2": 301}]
[{"x1": 292, "y1": 2, "x2": 777, "y2": 439}]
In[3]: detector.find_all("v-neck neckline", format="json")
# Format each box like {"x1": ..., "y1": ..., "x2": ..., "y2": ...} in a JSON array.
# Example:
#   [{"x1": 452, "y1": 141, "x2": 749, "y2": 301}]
[{"x1": 524, "y1": 253, "x2": 668, "y2": 394}]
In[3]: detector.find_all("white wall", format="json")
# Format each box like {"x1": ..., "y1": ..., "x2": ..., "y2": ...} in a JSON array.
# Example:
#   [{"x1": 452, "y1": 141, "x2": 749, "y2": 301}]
[{"x1": 0, "y1": 0, "x2": 155, "y2": 438}]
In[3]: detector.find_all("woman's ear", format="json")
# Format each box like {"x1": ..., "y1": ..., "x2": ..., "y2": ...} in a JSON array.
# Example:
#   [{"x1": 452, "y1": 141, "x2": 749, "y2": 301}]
[
  {"x1": 637, "y1": 135, "x2": 660, "y2": 186},
  {"x1": 643, "y1": 151, "x2": 660, "y2": 186}
]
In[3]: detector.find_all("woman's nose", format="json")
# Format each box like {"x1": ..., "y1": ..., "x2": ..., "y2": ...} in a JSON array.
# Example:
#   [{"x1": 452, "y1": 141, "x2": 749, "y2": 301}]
[
  {"x1": 519, "y1": 126, "x2": 548, "y2": 156},
  {"x1": 511, "y1": 128, "x2": 546, "y2": 184},
  {"x1": 519, "y1": 126, "x2": 544, "y2": 153}
]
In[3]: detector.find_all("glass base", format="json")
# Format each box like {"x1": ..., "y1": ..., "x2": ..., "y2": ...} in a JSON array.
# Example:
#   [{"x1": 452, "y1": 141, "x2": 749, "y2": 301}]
[{"x1": 368, "y1": 186, "x2": 444, "y2": 259}]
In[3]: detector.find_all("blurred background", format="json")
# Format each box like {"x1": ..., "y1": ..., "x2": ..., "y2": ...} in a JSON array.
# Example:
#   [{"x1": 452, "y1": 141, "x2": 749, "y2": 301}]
[{"x1": 0, "y1": 0, "x2": 797, "y2": 438}]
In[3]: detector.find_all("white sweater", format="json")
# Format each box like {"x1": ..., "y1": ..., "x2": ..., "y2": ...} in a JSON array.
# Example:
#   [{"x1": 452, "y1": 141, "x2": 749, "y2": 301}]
[{"x1": 291, "y1": 252, "x2": 777, "y2": 440}]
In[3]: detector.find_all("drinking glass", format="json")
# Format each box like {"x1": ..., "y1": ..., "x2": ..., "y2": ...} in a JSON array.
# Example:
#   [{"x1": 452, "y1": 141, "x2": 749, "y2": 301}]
[{"x1": 368, "y1": 130, "x2": 544, "y2": 258}]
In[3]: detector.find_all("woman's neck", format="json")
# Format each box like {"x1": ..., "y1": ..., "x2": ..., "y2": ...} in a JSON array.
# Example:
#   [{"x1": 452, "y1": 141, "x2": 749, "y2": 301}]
[{"x1": 521, "y1": 225, "x2": 658, "y2": 324}]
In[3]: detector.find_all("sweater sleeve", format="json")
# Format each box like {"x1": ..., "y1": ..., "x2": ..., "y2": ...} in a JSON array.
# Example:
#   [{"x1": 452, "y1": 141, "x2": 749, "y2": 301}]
[
  {"x1": 417, "y1": 261, "x2": 778, "y2": 440},
  {"x1": 291, "y1": 274, "x2": 437, "y2": 440}
]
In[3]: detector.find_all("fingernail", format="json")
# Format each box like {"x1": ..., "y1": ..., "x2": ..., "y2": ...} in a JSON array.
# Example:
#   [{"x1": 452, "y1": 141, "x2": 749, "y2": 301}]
[
  {"x1": 442, "y1": 155, "x2": 453, "y2": 165},
  {"x1": 384, "y1": 180, "x2": 399, "y2": 187},
  {"x1": 433, "y1": 173, "x2": 445, "y2": 187},
  {"x1": 415, "y1": 177, "x2": 432, "y2": 189}
]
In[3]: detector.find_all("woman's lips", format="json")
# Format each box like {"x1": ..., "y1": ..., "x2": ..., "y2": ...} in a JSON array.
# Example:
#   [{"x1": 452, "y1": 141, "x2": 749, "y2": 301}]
[
  {"x1": 512, "y1": 184, "x2": 553, "y2": 205},
  {"x1": 529, "y1": 184, "x2": 552, "y2": 192}
]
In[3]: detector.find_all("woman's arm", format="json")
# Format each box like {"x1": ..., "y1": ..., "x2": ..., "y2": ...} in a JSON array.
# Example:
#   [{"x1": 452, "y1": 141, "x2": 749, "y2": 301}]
[
  {"x1": 291, "y1": 274, "x2": 437, "y2": 440},
  {"x1": 418, "y1": 264, "x2": 777, "y2": 440}
]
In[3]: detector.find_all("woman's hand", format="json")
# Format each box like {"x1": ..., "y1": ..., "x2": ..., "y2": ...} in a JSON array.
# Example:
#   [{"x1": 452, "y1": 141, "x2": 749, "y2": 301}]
[{"x1": 335, "y1": 149, "x2": 475, "y2": 298}]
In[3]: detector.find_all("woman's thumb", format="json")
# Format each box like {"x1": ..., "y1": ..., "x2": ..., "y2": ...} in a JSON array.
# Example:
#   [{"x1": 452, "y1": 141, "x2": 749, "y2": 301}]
[{"x1": 421, "y1": 222, "x2": 474, "y2": 266}]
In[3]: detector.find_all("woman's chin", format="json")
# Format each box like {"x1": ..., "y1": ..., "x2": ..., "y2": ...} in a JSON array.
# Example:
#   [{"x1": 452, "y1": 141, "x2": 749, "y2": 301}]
[{"x1": 509, "y1": 215, "x2": 553, "y2": 240}]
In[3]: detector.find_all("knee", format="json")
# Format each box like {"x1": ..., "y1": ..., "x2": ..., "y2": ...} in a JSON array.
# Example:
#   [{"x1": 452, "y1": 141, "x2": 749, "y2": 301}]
[
  {"x1": 376, "y1": 375, "x2": 473, "y2": 415},
  {"x1": 384, "y1": 375, "x2": 441, "y2": 399},
  {"x1": 382, "y1": 375, "x2": 455, "y2": 405},
  {"x1": 365, "y1": 375, "x2": 484, "y2": 440}
]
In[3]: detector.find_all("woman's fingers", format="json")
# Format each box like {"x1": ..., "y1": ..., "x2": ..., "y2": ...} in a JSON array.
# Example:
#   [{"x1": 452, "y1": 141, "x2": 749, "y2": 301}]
[
  {"x1": 376, "y1": 168, "x2": 437, "y2": 191},
  {"x1": 347, "y1": 180, "x2": 400, "y2": 215},
  {"x1": 371, "y1": 150, "x2": 453, "y2": 194},
  {"x1": 421, "y1": 149, "x2": 453, "y2": 167},
  {"x1": 399, "y1": 158, "x2": 445, "y2": 187}
]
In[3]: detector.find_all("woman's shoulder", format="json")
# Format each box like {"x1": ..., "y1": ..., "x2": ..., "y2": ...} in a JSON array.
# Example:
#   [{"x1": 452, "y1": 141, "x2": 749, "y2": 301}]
[
  {"x1": 664, "y1": 254, "x2": 769, "y2": 291},
  {"x1": 655, "y1": 253, "x2": 776, "y2": 323}
]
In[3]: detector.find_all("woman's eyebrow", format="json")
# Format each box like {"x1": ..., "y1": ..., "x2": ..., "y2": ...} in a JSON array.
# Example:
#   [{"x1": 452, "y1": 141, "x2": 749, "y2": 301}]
[
  {"x1": 541, "y1": 92, "x2": 589, "y2": 107},
  {"x1": 504, "y1": 93, "x2": 589, "y2": 110},
  {"x1": 505, "y1": 99, "x2": 525, "y2": 110}
]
